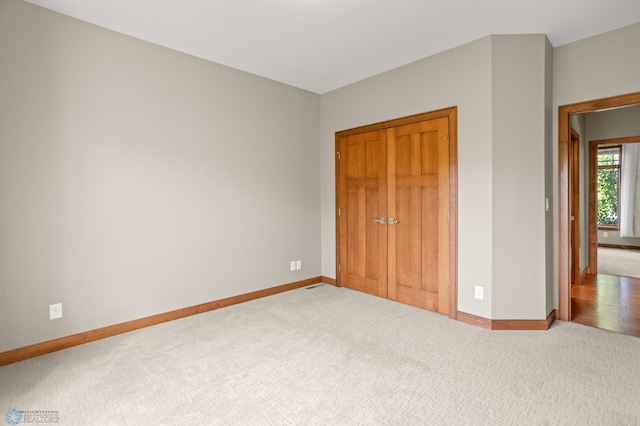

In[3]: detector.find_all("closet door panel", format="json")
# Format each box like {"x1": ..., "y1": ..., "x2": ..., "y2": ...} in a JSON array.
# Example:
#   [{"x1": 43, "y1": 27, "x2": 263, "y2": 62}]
[
  {"x1": 338, "y1": 130, "x2": 388, "y2": 297},
  {"x1": 388, "y1": 118, "x2": 450, "y2": 313},
  {"x1": 336, "y1": 110, "x2": 454, "y2": 316}
]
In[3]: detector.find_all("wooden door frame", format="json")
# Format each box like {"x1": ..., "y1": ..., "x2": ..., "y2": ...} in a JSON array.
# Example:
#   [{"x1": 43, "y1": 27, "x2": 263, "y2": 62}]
[
  {"x1": 558, "y1": 92, "x2": 640, "y2": 321},
  {"x1": 588, "y1": 136, "x2": 640, "y2": 275},
  {"x1": 335, "y1": 106, "x2": 458, "y2": 319},
  {"x1": 569, "y1": 128, "x2": 580, "y2": 285}
]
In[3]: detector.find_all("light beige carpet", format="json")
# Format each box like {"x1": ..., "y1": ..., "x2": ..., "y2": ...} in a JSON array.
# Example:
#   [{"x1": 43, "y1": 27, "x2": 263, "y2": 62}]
[
  {"x1": 598, "y1": 247, "x2": 640, "y2": 279},
  {"x1": 1, "y1": 284, "x2": 640, "y2": 425}
]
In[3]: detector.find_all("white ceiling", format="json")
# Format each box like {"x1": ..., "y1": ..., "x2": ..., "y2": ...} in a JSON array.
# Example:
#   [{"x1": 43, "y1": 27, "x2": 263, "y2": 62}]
[{"x1": 24, "y1": 0, "x2": 640, "y2": 94}]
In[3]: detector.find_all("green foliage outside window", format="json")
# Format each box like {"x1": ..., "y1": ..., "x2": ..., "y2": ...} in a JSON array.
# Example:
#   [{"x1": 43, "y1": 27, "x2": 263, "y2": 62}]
[
  {"x1": 597, "y1": 150, "x2": 619, "y2": 226},
  {"x1": 597, "y1": 168, "x2": 618, "y2": 225}
]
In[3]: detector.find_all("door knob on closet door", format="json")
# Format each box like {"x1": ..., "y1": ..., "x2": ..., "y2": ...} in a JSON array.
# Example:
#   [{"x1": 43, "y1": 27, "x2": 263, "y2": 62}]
[
  {"x1": 373, "y1": 218, "x2": 386, "y2": 224},
  {"x1": 388, "y1": 217, "x2": 399, "y2": 225}
]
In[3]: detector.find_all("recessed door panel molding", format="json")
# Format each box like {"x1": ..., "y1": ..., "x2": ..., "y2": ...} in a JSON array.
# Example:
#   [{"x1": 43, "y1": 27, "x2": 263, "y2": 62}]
[
  {"x1": 336, "y1": 107, "x2": 457, "y2": 316},
  {"x1": 388, "y1": 118, "x2": 450, "y2": 313},
  {"x1": 338, "y1": 130, "x2": 388, "y2": 297}
]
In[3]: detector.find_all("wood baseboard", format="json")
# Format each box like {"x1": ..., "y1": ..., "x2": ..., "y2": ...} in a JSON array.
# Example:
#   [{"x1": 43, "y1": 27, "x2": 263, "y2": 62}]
[
  {"x1": 457, "y1": 311, "x2": 491, "y2": 329},
  {"x1": 457, "y1": 310, "x2": 556, "y2": 331},
  {"x1": 580, "y1": 268, "x2": 589, "y2": 282},
  {"x1": 491, "y1": 310, "x2": 556, "y2": 330},
  {"x1": 598, "y1": 243, "x2": 640, "y2": 251},
  {"x1": 0, "y1": 276, "x2": 322, "y2": 367},
  {"x1": 321, "y1": 276, "x2": 336, "y2": 286}
]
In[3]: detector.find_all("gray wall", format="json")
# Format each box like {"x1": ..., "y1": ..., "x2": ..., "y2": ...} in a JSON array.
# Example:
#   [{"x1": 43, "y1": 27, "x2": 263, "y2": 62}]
[
  {"x1": 586, "y1": 105, "x2": 640, "y2": 141},
  {"x1": 598, "y1": 230, "x2": 640, "y2": 247},
  {"x1": 544, "y1": 38, "x2": 555, "y2": 317},
  {"x1": 321, "y1": 37, "x2": 494, "y2": 319},
  {"x1": 0, "y1": 0, "x2": 321, "y2": 352},
  {"x1": 490, "y1": 35, "x2": 549, "y2": 320},
  {"x1": 321, "y1": 35, "x2": 551, "y2": 320},
  {"x1": 3, "y1": 0, "x2": 640, "y2": 354},
  {"x1": 553, "y1": 21, "x2": 640, "y2": 306}
]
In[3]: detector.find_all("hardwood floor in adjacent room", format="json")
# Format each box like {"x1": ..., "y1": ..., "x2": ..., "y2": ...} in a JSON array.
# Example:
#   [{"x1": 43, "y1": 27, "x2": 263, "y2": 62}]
[{"x1": 572, "y1": 273, "x2": 640, "y2": 337}]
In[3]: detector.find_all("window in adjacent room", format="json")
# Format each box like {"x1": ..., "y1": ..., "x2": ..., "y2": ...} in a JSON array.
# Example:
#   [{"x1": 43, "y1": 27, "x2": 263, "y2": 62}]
[{"x1": 597, "y1": 145, "x2": 621, "y2": 228}]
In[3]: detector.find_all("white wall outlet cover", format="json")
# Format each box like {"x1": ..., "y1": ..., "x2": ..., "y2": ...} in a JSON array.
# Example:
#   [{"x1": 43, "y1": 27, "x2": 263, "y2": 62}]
[
  {"x1": 474, "y1": 286, "x2": 484, "y2": 300},
  {"x1": 49, "y1": 303, "x2": 63, "y2": 320}
]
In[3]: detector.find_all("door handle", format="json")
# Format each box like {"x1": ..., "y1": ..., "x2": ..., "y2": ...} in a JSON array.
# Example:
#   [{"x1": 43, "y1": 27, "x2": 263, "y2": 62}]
[
  {"x1": 373, "y1": 218, "x2": 386, "y2": 224},
  {"x1": 388, "y1": 217, "x2": 399, "y2": 225}
]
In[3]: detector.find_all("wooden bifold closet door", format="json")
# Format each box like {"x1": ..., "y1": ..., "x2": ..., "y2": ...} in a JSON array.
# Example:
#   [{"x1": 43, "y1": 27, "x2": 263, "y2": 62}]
[{"x1": 337, "y1": 109, "x2": 455, "y2": 315}]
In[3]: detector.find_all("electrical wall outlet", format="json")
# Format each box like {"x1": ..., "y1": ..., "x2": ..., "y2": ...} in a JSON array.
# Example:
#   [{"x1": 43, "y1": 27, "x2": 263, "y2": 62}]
[
  {"x1": 474, "y1": 286, "x2": 484, "y2": 300},
  {"x1": 602, "y1": 232, "x2": 608, "y2": 238},
  {"x1": 49, "y1": 303, "x2": 63, "y2": 320}
]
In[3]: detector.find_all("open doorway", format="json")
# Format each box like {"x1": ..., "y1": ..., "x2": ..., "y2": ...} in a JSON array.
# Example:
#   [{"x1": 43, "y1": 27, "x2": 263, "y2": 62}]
[
  {"x1": 589, "y1": 137, "x2": 640, "y2": 278},
  {"x1": 558, "y1": 92, "x2": 640, "y2": 322}
]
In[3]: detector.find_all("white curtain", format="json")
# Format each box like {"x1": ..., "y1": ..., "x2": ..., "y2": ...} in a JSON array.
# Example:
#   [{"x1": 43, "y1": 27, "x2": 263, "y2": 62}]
[{"x1": 620, "y1": 143, "x2": 640, "y2": 237}]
